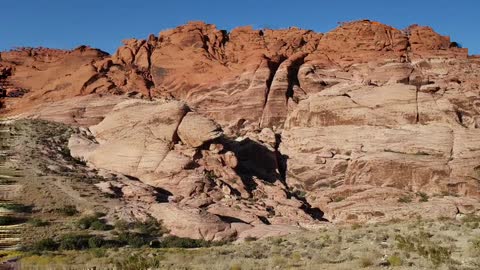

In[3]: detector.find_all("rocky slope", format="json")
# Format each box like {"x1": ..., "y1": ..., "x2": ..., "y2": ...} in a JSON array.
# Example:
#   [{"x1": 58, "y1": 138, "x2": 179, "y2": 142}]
[{"x1": 2, "y1": 20, "x2": 480, "y2": 240}]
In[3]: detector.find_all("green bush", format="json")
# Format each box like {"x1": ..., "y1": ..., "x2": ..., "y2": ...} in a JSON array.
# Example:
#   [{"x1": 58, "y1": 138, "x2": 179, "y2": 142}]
[
  {"x1": 88, "y1": 236, "x2": 104, "y2": 249},
  {"x1": 416, "y1": 192, "x2": 429, "y2": 202},
  {"x1": 32, "y1": 238, "x2": 58, "y2": 251},
  {"x1": 59, "y1": 234, "x2": 92, "y2": 250},
  {"x1": 90, "y1": 220, "x2": 110, "y2": 231},
  {"x1": 397, "y1": 196, "x2": 412, "y2": 203},
  {"x1": 159, "y1": 236, "x2": 214, "y2": 248},
  {"x1": 77, "y1": 215, "x2": 111, "y2": 230},
  {"x1": 77, "y1": 216, "x2": 98, "y2": 229},
  {"x1": 114, "y1": 219, "x2": 129, "y2": 231},
  {"x1": 133, "y1": 218, "x2": 167, "y2": 236},
  {"x1": 116, "y1": 232, "x2": 149, "y2": 248},
  {"x1": 0, "y1": 216, "x2": 23, "y2": 225},
  {"x1": 28, "y1": 218, "x2": 50, "y2": 227},
  {"x1": 0, "y1": 203, "x2": 32, "y2": 213}
]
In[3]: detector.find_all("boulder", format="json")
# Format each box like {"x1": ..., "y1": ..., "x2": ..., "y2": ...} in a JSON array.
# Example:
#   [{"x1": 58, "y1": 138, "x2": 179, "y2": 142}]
[{"x1": 177, "y1": 112, "x2": 223, "y2": 147}]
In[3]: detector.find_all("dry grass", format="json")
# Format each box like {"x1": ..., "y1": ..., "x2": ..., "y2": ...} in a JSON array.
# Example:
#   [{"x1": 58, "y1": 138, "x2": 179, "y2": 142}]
[{"x1": 18, "y1": 217, "x2": 480, "y2": 269}]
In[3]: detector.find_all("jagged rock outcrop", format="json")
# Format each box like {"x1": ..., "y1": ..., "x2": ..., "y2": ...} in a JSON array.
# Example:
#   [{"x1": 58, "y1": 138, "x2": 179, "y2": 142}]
[
  {"x1": 3, "y1": 20, "x2": 480, "y2": 231},
  {"x1": 69, "y1": 100, "x2": 321, "y2": 240},
  {"x1": 1, "y1": 20, "x2": 470, "y2": 126}
]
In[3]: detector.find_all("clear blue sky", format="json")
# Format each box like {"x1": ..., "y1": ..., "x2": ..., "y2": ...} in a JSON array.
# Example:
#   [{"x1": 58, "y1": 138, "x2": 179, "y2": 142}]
[{"x1": 1, "y1": 0, "x2": 479, "y2": 55}]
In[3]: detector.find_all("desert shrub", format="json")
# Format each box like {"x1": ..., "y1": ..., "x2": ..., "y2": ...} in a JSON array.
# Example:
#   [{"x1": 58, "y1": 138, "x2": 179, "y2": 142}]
[
  {"x1": 426, "y1": 245, "x2": 451, "y2": 267},
  {"x1": 59, "y1": 234, "x2": 99, "y2": 250},
  {"x1": 159, "y1": 236, "x2": 213, "y2": 248},
  {"x1": 270, "y1": 237, "x2": 284, "y2": 245},
  {"x1": 0, "y1": 203, "x2": 32, "y2": 212},
  {"x1": 59, "y1": 234, "x2": 89, "y2": 250},
  {"x1": 204, "y1": 170, "x2": 218, "y2": 181},
  {"x1": 77, "y1": 216, "x2": 99, "y2": 229},
  {"x1": 90, "y1": 220, "x2": 110, "y2": 231},
  {"x1": 462, "y1": 214, "x2": 480, "y2": 223},
  {"x1": 359, "y1": 255, "x2": 374, "y2": 267},
  {"x1": 416, "y1": 192, "x2": 429, "y2": 202},
  {"x1": 0, "y1": 216, "x2": 23, "y2": 225},
  {"x1": 462, "y1": 214, "x2": 480, "y2": 229},
  {"x1": 230, "y1": 264, "x2": 242, "y2": 270},
  {"x1": 292, "y1": 189, "x2": 306, "y2": 199},
  {"x1": 114, "y1": 255, "x2": 161, "y2": 270},
  {"x1": 28, "y1": 218, "x2": 50, "y2": 227},
  {"x1": 77, "y1": 214, "x2": 111, "y2": 230},
  {"x1": 395, "y1": 233, "x2": 452, "y2": 267},
  {"x1": 133, "y1": 217, "x2": 166, "y2": 236},
  {"x1": 387, "y1": 255, "x2": 403, "y2": 266},
  {"x1": 56, "y1": 205, "x2": 78, "y2": 216},
  {"x1": 0, "y1": 178, "x2": 16, "y2": 185},
  {"x1": 89, "y1": 248, "x2": 107, "y2": 258},
  {"x1": 88, "y1": 236, "x2": 104, "y2": 249},
  {"x1": 244, "y1": 236, "x2": 258, "y2": 242},
  {"x1": 397, "y1": 196, "x2": 412, "y2": 203},
  {"x1": 351, "y1": 223, "x2": 362, "y2": 230},
  {"x1": 470, "y1": 237, "x2": 480, "y2": 254},
  {"x1": 32, "y1": 238, "x2": 58, "y2": 252},
  {"x1": 114, "y1": 219, "x2": 129, "y2": 231},
  {"x1": 115, "y1": 232, "x2": 149, "y2": 248},
  {"x1": 113, "y1": 218, "x2": 169, "y2": 248}
]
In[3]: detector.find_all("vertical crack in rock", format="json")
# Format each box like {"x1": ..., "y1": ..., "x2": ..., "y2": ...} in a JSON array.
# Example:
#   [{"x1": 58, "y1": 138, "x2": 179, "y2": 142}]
[
  {"x1": 263, "y1": 57, "x2": 285, "y2": 108},
  {"x1": 145, "y1": 45, "x2": 155, "y2": 101},
  {"x1": 455, "y1": 109, "x2": 467, "y2": 128},
  {"x1": 261, "y1": 54, "x2": 307, "y2": 128},
  {"x1": 415, "y1": 84, "x2": 420, "y2": 123},
  {"x1": 285, "y1": 55, "x2": 307, "y2": 105},
  {"x1": 409, "y1": 68, "x2": 423, "y2": 125},
  {"x1": 446, "y1": 128, "x2": 455, "y2": 180},
  {"x1": 274, "y1": 133, "x2": 287, "y2": 183},
  {"x1": 171, "y1": 105, "x2": 190, "y2": 146},
  {"x1": 404, "y1": 28, "x2": 412, "y2": 63}
]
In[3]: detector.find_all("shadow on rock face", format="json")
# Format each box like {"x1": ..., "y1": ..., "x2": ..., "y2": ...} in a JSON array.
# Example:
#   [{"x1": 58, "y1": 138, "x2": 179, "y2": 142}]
[
  {"x1": 217, "y1": 137, "x2": 283, "y2": 189},
  {"x1": 207, "y1": 136, "x2": 327, "y2": 222},
  {"x1": 122, "y1": 174, "x2": 173, "y2": 203},
  {"x1": 216, "y1": 214, "x2": 250, "y2": 224}
]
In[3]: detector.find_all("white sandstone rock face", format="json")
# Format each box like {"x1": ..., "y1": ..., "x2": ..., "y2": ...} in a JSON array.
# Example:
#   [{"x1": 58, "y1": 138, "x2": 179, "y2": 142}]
[
  {"x1": 177, "y1": 112, "x2": 223, "y2": 147},
  {"x1": 20, "y1": 95, "x2": 129, "y2": 126},
  {"x1": 280, "y1": 79, "x2": 480, "y2": 223},
  {"x1": 69, "y1": 99, "x2": 318, "y2": 240},
  {"x1": 86, "y1": 100, "x2": 188, "y2": 178}
]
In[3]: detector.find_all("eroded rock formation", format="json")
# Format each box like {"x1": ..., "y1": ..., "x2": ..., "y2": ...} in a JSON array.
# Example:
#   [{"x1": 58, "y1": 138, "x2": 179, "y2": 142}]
[
  {"x1": 68, "y1": 100, "x2": 321, "y2": 240},
  {"x1": 2, "y1": 19, "x2": 480, "y2": 238}
]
